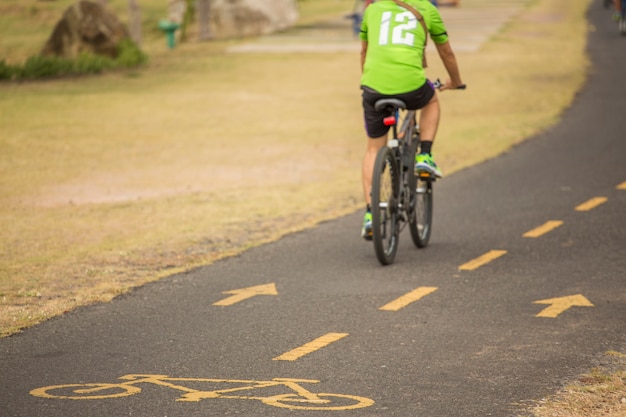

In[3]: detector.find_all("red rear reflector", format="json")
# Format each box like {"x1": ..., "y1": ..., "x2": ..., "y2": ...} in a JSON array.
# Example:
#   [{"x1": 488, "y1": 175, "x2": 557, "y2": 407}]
[{"x1": 383, "y1": 116, "x2": 396, "y2": 126}]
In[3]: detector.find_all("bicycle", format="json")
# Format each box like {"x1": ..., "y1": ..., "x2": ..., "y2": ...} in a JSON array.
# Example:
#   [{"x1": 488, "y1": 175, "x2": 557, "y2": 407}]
[
  {"x1": 370, "y1": 79, "x2": 465, "y2": 265},
  {"x1": 30, "y1": 374, "x2": 374, "y2": 411}
]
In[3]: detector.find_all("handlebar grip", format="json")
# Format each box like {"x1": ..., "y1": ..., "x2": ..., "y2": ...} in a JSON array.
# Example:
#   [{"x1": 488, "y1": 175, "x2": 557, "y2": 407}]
[{"x1": 433, "y1": 79, "x2": 467, "y2": 90}]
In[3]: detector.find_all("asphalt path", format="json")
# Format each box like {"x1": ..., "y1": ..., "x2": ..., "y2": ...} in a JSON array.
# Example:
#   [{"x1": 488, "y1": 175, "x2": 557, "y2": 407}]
[{"x1": 2, "y1": 3, "x2": 626, "y2": 417}]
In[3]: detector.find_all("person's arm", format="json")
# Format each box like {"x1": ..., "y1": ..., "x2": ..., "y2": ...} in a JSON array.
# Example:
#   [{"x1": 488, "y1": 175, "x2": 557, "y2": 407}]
[
  {"x1": 435, "y1": 41, "x2": 463, "y2": 90},
  {"x1": 360, "y1": 40, "x2": 368, "y2": 73}
]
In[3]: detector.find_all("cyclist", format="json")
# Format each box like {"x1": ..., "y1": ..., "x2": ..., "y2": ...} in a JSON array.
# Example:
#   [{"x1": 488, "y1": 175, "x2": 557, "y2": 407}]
[{"x1": 359, "y1": 0, "x2": 464, "y2": 240}]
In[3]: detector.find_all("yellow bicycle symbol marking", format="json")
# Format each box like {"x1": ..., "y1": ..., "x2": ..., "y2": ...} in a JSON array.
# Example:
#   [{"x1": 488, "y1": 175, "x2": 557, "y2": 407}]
[{"x1": 30, "y1": 374, "x2": 374, "y2": 411}]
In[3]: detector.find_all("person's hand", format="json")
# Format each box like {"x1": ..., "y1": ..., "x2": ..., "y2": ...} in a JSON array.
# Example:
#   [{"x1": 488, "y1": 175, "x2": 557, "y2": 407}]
[{"x1": 438, "y1": 78, "x2": 466, "y2": 91}]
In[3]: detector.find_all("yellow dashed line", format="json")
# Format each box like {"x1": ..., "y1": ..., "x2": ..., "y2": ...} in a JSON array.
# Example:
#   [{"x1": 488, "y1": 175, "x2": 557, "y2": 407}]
[
  {"x1": 379, "y1": 287, "x2": 438, "y2": 311},
  {"x1": 575, "y1": 196, "x2": 607, "y2": 211},
  {"x1": 617, "y1": 181, "x2": 626, "y2": 190},
  {"x1": 459, "y1": 250, "x2": 507, "y2": 271},
  {"x1": 273, "y1": 333, "x2": 349, "y2": 361},
  {"x1": 523, "y1": 221, "x2": 564, "y2": 238}
]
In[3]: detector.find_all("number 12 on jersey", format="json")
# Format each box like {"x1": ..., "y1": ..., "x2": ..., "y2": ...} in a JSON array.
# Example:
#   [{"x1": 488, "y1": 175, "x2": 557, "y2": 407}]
[{"x1": 378, "y1": 11, "x2": 418, "y2": 46}]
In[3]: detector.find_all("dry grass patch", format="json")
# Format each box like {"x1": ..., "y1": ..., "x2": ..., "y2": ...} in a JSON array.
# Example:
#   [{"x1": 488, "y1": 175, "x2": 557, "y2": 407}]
[{"x1": 525, "y1": 352, "x2": 626, "y2": 417}]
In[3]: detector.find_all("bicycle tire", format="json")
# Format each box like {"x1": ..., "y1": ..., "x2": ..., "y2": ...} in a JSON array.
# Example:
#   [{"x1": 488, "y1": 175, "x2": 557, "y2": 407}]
[
  {"x1": 371, "y1": 146, "x2": 399, "y2": 265},
  {"x1": 265, "y1": 393, "x2": 374, "y2": 410},
  {"x1": 30, "y1": 383, "x2": 141, "y2": 400},
  {"x1": 408, "y1": 134, "x2": 433, "y2": 248},
  {"x1": 410, "y1": 177, "x2": 433, "y2": 247}
]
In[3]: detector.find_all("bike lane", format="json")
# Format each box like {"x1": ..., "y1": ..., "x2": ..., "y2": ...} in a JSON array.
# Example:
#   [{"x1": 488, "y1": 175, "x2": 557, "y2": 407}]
[{"x1": 2, "y1": 2, "x2": 626, "y2": 417}]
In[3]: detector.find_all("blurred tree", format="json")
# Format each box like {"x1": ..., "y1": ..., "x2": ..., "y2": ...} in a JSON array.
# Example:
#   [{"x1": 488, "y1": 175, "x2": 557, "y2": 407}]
[
  {"x1": 180, "y1": 0, "x2": 195, "y2": 42},
  {"x1": 128, "y1": 0, "x2": 142, "y2": 47},
  {"x1": 197, "y1": 0, "x2": 211, "y2": 41}
]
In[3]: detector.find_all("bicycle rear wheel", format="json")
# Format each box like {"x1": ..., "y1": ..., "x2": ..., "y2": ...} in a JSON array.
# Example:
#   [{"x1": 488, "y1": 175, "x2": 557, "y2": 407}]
[
  {"x1": 371, "y1": 146, "x2": 399, "y2": 265},
  {"x1": 30, "y1": 383, "x2": 140, "y2": 399}
]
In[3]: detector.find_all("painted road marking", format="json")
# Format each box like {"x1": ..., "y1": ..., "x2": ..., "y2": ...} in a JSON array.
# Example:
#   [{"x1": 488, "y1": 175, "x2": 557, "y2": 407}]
[
  {"x1": 534, "y1": 294, "x2": 594, "y2": 318},
  {"x1": 273, "y1": 333, "x2": 349, "y2": 361},
  {"x1": 30, "y1": 374, "x2": 375, "y2": 410},
  {"x1": 459, "y1": 250, "x2": 507, "y2": 271},
  {"x1": 379, "y1": 287, "x2": 438, "y2": 311},
  {"x1": 617, "y1": 181, "x2": 626, "y2": 190},
  {"x1": 523, "y1": 221, "x2": 564, "y2": 238},
  {"x1": 213, "y1": 283, "x2": 278, "y2": 306},
  {"x1": 575, "y1": 196, "x2": 607, "y2": 211}
]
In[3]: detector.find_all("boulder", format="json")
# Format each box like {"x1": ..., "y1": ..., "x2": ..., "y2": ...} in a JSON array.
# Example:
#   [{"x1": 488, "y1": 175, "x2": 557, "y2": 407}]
[
  {"x1": 41, "y1": 1, "x2": 129, "y2": 59},
  {"x1": 208, "y1": 0, "x2": 299, "y2": 39}
]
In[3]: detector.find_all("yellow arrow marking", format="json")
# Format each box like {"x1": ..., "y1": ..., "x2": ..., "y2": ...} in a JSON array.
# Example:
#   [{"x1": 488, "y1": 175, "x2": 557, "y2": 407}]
[
  {"x1": 617, "y1": 181, "x2": 626, "y2": 190},
  {"x1": 213, "y1": 283, "x2": 278, "y2": 306},
  {"x1": 523, "y1": 220, "x2": 564, "y2": 238},
  {"x1": 379, "y1": 287, "x2": 438, "y2": 311},
  {"x1": 534, "y1": 294, "x2": 594, "y2": 318},
  {"x1": 273, "y1": 333, "x2": 349, "y2": 361},
  {"x1": 459, "y1": 250, "x2": 507, "y2": 271},
  {"x1": 575, "y1": 197, "x2": 607, "y2": 211}
]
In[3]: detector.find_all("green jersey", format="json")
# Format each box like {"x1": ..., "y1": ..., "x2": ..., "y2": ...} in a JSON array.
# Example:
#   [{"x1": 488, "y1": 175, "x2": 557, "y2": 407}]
[{"x1": 360, "y1": 0, "x2": 449, "y2": 94}]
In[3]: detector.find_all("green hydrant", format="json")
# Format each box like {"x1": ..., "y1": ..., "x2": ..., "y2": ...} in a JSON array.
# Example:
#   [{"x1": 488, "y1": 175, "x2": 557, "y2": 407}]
[{"x1": 158, "y1": 20, "x2": 180, "y2": 49}]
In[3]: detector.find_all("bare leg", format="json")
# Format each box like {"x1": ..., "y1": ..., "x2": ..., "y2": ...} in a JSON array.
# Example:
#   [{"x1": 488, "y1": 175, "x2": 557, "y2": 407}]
[
  {"x1": 418, "y1": 93, "x2": 440, "y2": 146},
  {"x1": 414, "y1": 93, "x2": 445, "y2": 177},
  {"x1": 362, "y1": 135, "x2": 388, "y2": 205}
]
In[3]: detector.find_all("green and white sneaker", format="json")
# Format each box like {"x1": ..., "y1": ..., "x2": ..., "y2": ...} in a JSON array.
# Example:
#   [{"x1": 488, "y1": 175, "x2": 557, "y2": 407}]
[
  {"x1": 415, "y1": 153, "x2": 443, "y2": 178},
  {"x1": 361, "y1": 211, "x2": 373, "y2": 241}
]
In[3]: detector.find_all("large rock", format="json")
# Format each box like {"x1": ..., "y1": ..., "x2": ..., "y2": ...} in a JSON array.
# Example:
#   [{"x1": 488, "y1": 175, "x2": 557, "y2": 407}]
[
  {"x1": 41, "y1": 1, "x2": 129, "y2": 59},
  {"x1": 208, "y1": 0, "x2": 299, "y2": 39}
]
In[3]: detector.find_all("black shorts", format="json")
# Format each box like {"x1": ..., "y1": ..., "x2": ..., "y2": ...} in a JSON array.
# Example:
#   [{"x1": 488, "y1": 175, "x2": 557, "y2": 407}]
[{"x1": 361, "y1": 81, "x2": 435, "y2": 138}]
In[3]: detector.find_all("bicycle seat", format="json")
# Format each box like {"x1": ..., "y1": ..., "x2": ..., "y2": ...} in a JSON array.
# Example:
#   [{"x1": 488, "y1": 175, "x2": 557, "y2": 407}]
[{"x1": 375, "y1": 98, "x2": 407, "y2": 112}]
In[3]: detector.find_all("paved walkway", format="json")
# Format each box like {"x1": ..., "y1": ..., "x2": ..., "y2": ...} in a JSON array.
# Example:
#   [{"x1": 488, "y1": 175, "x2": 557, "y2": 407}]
[{"x1": 228, "y1": 0, "x2": 533, "y2": 54}]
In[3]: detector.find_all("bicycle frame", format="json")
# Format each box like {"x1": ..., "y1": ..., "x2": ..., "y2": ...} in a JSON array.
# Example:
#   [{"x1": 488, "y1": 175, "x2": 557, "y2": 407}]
[{"x1": 385, "y1": 108, "x2": 420, "y2": 229}]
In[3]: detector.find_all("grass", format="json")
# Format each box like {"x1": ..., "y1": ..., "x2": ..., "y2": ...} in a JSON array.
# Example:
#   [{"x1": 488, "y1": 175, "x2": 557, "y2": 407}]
[
  {"x1": 0, "y1": 0, "x2": 371, "y2": 335},
  {"x1": 525, "y1": 351, "x2": 626, "y2": 417}
]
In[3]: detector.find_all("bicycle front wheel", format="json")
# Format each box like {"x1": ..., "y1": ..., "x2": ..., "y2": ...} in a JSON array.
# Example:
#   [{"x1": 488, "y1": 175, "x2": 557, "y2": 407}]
[
  {"x1": 371, "y1": 146, "x2": 399, "y2": 265},
  {"x1": 409, "y1": 175, "x2": 433, "y2": 248},
  {"x1": 265, "y1": 393, "x2": 374, "y2": 410}
]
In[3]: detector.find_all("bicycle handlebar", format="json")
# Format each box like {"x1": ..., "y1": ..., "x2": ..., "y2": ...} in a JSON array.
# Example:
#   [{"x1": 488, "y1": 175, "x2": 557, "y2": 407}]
[{"x1": 433, "y1": 78, "x2": 467, "y2": 90}]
